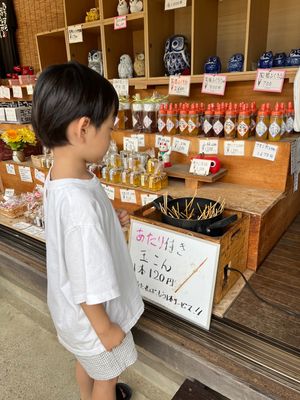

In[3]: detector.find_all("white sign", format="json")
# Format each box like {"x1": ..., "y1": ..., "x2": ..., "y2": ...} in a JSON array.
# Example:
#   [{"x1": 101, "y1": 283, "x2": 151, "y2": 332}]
[
  {"x1": 12, "y1": 222, "x2": 31, "y2": 230},
  {"x1": 102, "y1": 184, "x2": 115, "y2": 200},
  {"x1": 34, "y1": 169, "x2": 45, "y2": 183},
  {"x1": 0, "y1": 107, "x2": 5, "y2": 121},
  {"x1": 294, "y1": 173, "x2": 299, "y2": 192},
  {"x1": 0, "y1": 86, "x2": 4, "y2": 98},
  {"x1": 5, "y1": 108, "x2": 17, "y2": 122},
  {"x1": 189, "y1": 159, "x2": 211, "y2": 176},
  {"x1": 172, "y1": 137, "x2": 190, "y2": 155},
  {"x1": 26, "y1": 85, "x2": 34, "y2": 95},
  {"x1": 4, "y1": 188, "x2": 15, "y2": 198},
  {"x1": 120, "y1": 189, "x2": 137, "y2": 204},
  {"x1": 169, "y1": 75, "x2": 191, "y2": 97},
  {"x1": 199, "y1": 139, "x2": 219, "y2": 155},
  {"x1": 155, "y1": 135, "x2": 172, "y2": 149},
  {"x1": 6, "y1": 164, "x2": 16, "y2": 175},
  {"x1": 114, "y1": 15, "x2": 127, "y2": 30},
  {"x1": 113, "y1": 79, "x2": 129, "y2": 96},
  {"x1": 18, "y1": 166, "x2": 33, "y2": 182},
  {"x1": 290, "y1": 138, "x2": 300, "y2": 175},
  {"x1": 12, "y1": 86, "x2": 23, "y2": 98},
  {"x1": 254, "y1": 69, "x2": 285, "y2": 93},
  {"x1": 253, "y1": 142, "x2": 278, "y2": 162},
  {"x1": 129, "y1": 219, "x2": 220, "y2": 330},
  {"x1": 123, "y1": 136, "x2": 139, "y2": 152},
  {"x1": 224, "y1": 141, "x2": 245, "y2": 156},
  {"x1": 141, "y1": 194, "x2": 158, "y2": 206},
  {"x1": 3, "y1": 86, "x2": 11, "y2": 99},
  {"x1": 68, "y1": 25, "x2": 83, "y2": 43},
  {"x1": 131, "y1": 134, "x2": 145, "y2": 147},
  {"x1": 202, "y1": 74, "x2": 227, "y2": 96},
  {"x1": 165, "y1": 0, "x2": 187, "y2": 10}
]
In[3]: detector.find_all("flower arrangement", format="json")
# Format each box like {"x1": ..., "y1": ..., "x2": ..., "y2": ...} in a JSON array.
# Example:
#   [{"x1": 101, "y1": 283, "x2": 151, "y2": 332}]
[{"x1": 1, "y1": 127, "x2": 37, "y2": 151}]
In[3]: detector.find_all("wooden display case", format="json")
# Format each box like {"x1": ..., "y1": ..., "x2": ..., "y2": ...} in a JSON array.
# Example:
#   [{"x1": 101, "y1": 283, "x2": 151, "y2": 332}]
[
  {"x1": 69, "y1": 25, "x2": 102, "y2": 66},
  {"x1": 64, "y1": 0, "x2": 101, "y2": 26},
  {"x1": 36, "y1": 29, "x2": 68, "y2": 70}
]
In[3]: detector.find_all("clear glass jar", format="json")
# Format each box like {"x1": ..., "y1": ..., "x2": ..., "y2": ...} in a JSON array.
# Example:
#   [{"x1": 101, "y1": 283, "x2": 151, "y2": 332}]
[
  {"x1": 101, "y1": 166, "x2": 110, "y2": 182},
  {"x1": 121, "y1": 169, "x2": 131, "y2": 185},
  {"x1": 128, "y1": 154, "x2": 141, "y2": 171},
  {"x1": 109, "y1": 168, "x2": 122, "y2": 184},
  {"x1": 123, "y1": 100, "x2": 132, "y2": 130},
  {"x1": 109, "y1": 153, "x2": 122, "y2": 168},
  {"x1": 140, "y1": 171, "x2": 150, "y2": 189},
  {"x1": 146, "y1": 157, "x2": 159, "y2": 174},
  {"x1": 129, "y1": 170, "x2": 141, "y2": 187},
  {"x1": 149, "y1": 175, "x2": 162, "y2": 191},
  {"x1": 143, "y1": 102, "x2": 157, "y2": 133},
  {"x1": 132, "y1": 102, "x2": 144, "y2": 132}
]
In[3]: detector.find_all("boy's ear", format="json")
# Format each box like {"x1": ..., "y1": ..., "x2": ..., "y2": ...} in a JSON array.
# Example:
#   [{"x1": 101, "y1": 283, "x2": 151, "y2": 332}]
[
  {"x1": 78, "y1": 117, "x2": 91, "y2": 139},
  {"x1": 68, "y1": 117, "x2": 91, "y2": 144}
]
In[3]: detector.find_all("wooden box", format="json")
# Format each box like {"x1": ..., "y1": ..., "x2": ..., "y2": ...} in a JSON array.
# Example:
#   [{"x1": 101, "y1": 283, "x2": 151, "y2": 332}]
[{"x1": 133, "y1": 203, "x2": 250, "y2": 304}]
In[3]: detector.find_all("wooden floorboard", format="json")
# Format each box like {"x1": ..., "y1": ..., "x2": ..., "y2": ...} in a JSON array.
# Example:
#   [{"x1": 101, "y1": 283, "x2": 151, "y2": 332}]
[{"x1": 225, "y1": 213, "x2": 300, "y2": 350}]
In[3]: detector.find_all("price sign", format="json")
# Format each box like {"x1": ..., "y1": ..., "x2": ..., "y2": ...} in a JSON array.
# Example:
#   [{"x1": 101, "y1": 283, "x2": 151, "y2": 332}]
[
  {"x1": 189, "y1": 159, "x2": 211, "y2": 176},
  {"x1": 224, "y1": 141, "x2": 245, "y2": 156},
  {"x1": 294, "y1": 172, "x2": 299, "y2": 192},
  {"x1": 12, "y1": 86, "x2": 23, "y2": 98},
  {"x1": 123, "y1": 136, "x2": 139, "y2": 152},
  {"x1": 3, "y1": 86, "x2": 11, "y2": 99},
  {"x1": 165, "y1": 0, "x2": 187, "y2": 10},
  {"x1": 120, "y1": 189, "x2": 137, "y2": 204},
  {"x1": 114, "y1": 15, "x2": 127, "y2": 30},
  {"x1": 172, "y1": 137, "x2": 190, "y2": 155},
  {"x1": 6, "y1": 163, "x2": 16, "y2": 175},
  {"x1": 199, "y1": 139, "x2": 219, "y2": 155},
  {"x1": 155, "y1": 135, "x2": 172, "y2": 149},
  {"x1": 131, "y1": 134, "x2": 145, "y2": 147},
  {"x1": 290, "y1": 138, "x2": 300, "y2": 175},
  {"x1": 34, "y1": 169, "x2": 45, "y2": 183},
  {"x1": 113, "y1": 79, "x2": 129, "y2": 96},
  {"x1": 254, "y1": 69, "x2": 285, "y2": 93},
  {"x1": 18, "y1": 166, "x2": 33, "y2": 183},
  {"x1": 26, "y1": 85, "x2": 34, "y2": 95},
  {"x1": 68, "y1": 25, "x2": 83, "y2": 43},
  {"x1": 141, "y1": 194, "x2": 158, "y2": 206},
  {"x1": 102, "y1": 184, "x2": 115, "y2": 200},
  {"x1": 202, "y1": 74, "x2": 227, "y2": 96},
  {"x1": 4, "y1": 188, "x2": 15, "y2": 198},
  {"x1": 5, "y1": 108, "x2": 17, "y2": 122},
  {"x1": 169, "y1": 75, "x2": 191, "y2": 97},
  {"x1": 252, "y1": 142, "x2": 278, "y2": 162}
]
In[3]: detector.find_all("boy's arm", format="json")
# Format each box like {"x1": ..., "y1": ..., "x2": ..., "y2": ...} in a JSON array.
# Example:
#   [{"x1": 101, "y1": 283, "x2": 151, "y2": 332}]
[{"x1": 80, "y1": 303, "x2": 125, "y2": 351}]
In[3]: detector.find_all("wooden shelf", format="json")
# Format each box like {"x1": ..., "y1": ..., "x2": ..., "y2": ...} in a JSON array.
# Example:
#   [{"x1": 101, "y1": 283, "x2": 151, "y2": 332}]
[
  {"x1": 36, "y1": 28, "x2": 68, "y2": 70},
  {"x1": 103, "y1": 12, "x2": 145, "y2": 26}
]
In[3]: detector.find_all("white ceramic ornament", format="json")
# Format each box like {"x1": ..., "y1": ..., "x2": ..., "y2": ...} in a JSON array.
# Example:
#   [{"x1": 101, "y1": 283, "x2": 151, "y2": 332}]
[
  {"x1": 133, "y1": 53, "x2": 145, "y2": 76},
  {"x1": 117, "y1": 0, "x2": 129, "y2": 16},
  {"x1": 129, "y1": 0, "x2": 143, "y2": 13},
  {"x1": 118, "y1": 54, "x2": 133, "y2": 79}
]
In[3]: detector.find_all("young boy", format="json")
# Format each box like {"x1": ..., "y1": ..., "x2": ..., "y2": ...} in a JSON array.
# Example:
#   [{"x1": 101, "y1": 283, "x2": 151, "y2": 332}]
[{"x1": 31, "y1": 62, "x2": 144, "y2": 400}]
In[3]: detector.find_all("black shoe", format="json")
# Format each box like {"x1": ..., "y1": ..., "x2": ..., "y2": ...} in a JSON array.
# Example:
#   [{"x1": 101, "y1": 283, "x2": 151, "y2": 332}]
[{"x1": 116, "y1": 383, "x2": 132, "y2": 400}]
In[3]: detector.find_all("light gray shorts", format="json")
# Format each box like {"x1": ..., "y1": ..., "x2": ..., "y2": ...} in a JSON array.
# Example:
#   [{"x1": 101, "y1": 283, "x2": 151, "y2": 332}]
[{"x1": 75, "y1": 331, "x2": 137, "y2": 380}]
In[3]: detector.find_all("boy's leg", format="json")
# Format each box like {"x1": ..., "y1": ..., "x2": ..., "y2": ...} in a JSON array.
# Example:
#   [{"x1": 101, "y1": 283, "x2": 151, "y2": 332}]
[
  {"x1": 76, "y1": 361, "x2": 94, "y2": 400},
  {"x1": 92, "y1": 377, "x2": 118, "y2": 400}
]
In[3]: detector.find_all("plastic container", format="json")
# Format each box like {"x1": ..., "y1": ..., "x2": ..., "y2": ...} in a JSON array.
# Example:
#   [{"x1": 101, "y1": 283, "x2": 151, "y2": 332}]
[
  {"x1": 237, "y1": 105, "x2": 250, "y2": 139},
  {"x1": 179, "y1": 104, "x2": 189, "y2": 135},
  {"x1": 255, "y1": 110, "x2": 269, "y2": 141},
  {"x1": 187, "y1": 105, "x2": 199, "y2": 136},
  {"x1": 224, "y1": 108, "x2": 237, "y2": 138},
  {"x1": 166, "y1": 104, "x2": 177, "y2": 135},
  {"x1": 203, "y1": 106, "x2": 214, "y2": 137},
  {"x1": 212, "y1": 108, "x2": 225, "y2": 137},
  {"x1": 268, "y1": 105, "x2": 282, "y2": 141}
]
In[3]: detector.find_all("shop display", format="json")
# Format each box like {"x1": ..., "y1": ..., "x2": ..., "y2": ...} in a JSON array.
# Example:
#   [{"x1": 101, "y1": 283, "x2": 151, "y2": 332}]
[
  {"x1": 117, "y1": 0, "x2": 129, "y2": 16},
  {"x1": 258, "y1": 49, "x2": 300, "y2": 68},
  {"x1": 129, "y1": 0, "x2": 143, "y2": 13},
  {"x1": 227, "y1": 53, "x2": 244, "y2": 72},
  {"x1": 163, "y1": 35, "x2": 191, "y2": 76},
  {"x1": 88, "y1": 50, "x2": 103, "y2": 75},
  {"x1": 118, "y1": 54, "x2": 133, "y2": 79},
  {"x1": 133, "y1": 53, "x2": 145, "y2": 77},
  {"x1": 85, "y1": 7, "x2": 100, "y2": 22},
  {"x1": 1, "y1": 127, "x2": 36, "y2": 163},
  {"x1": 204, "y1": 56, "x2": 221, "y2": 74}
]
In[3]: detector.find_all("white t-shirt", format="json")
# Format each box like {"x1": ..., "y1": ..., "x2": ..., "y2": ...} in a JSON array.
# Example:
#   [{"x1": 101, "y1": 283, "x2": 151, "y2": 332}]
[{"x1": 44, "y1": 173, "x2": 144, "y2": 356}]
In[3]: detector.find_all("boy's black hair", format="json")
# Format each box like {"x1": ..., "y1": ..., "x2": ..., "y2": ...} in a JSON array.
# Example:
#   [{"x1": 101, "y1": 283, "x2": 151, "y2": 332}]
[{"x1": 31, "y1": 61, "x2": 119, "y2": 149}]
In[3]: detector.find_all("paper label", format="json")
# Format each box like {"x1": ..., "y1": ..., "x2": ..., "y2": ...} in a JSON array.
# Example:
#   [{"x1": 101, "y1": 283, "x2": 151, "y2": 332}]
[
  {"x1": 12, "y1": 86, "x2": 23, "y2": 98},
  {"x1": 120, "y1": 189, "x2": 137, "y2": 204},
  {"x1": 131, "y1": 134, "x2": 145, "y2": 147},
  {"x1": 254, "y1": 69, "x2": 285, "y2": 93},
  {"x1": 169, "y1": 75, "x2": 191, "y2": 97},
  {"x1": 6, "y1": 163, "x2": 16, "y2": 175},
  {"x1": 294, "y1": 172, "x2": 299, "y2": 192},
  {"x1": 18, "y1": 166, "x2": 33, "y2": 182},
  {"x1": 237, "y1": 121, "x2": 249, "y2": 137},
  {"x1": 203, "y1": 120, "x2": 213, "y2": 134},
  {"x1": 269, "y1": 122, "x2": 281, "y2": 138},
  {"x1": 213, "y1": 120, "x2": 223, "y2": 136},
  {"x1": 68, "y1": 25, "x2": 83, "y2": 43},
  {"x1": 172, "y1": 137, "x2": 190, "y2": 155},
  {"x1": 202, "y1": 74, "x2": 227, "y2": 96},
  {"x1": 188, "y1": 119, "x2": 197, "y2": 133},
  {"x1": 114, "y1": 15, "x2": 127, "y2": 30},
  {"x1": 3, "y1": 86, "x2": 11, "y2": 99},
  {"x1": 165, "y1": 0, "x2": 187, "y2": 10},
  {"x1": 113, "y1": 79, "x2": 129, "y2": 97},
  {"x1": 224, "y1": 119, "x2": 235, "y2": 135},
  {"x1": 166, "y1": 118, "x2": 175, "y2": 133},
  {"x1": 12, "y1": 222, "x2": 31, "y2": 230},
  {"x1": 34, "y1": 169, "x2": 45, "y2": 183},
  {"x1": 123, "y1": 137, "x2": 139, "y2": 152},
  {"x1": 290, "y1": 138, "x2": 300, "y2": 175},
  {"x1": 143, "y1": 115, "x2": 153, "y2": 129},
  {"x1": 253, "y1": 142, "x2": 278, "y2": 162},
  {"x1": 256, "y1": 121, "x2": 268, "y2": 137},
  {"x1": 190, "y1": 159, "x2": 211, "y2": 176},
  {"x1": 102, "y1": 184, "x2": 115, "y2": 200},
  {"x1": 141, "y1": 194, "x2": 158, "y2": 206},
  {"x1": 26, "y1": 85, "x2": 34, "y2": 95},
  {"x1": 158, "y1": 118, "x2": 166, "y2": 132},
  {"x1": 224, "y1": 141, "x2": 245, "y2": 156},
  {"x1": 179, "y1": 118, "x2": 188, "y2": 132},
  {"x1": 4, "y1": 188, "x2": 15, "y2": 198},
  {"x1": 155, "y1": 135, "x2": 172, "y2": 148},
  {"x1": 5, "y1": 108, "x2": 17, "y2": 122},
  {"x1": 199, "y1": 139, "x2": 218, "y2": 155},
  {"x1": 0, "y1": 107, "x2": 5, "y2": 121}
]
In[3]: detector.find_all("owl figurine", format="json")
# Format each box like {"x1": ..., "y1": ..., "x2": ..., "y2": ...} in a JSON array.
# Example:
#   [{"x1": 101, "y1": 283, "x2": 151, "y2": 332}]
[
  {"x1": 133, "y1": 53, "x2": 145, "y2": 76},
  {"x1": 257, "y1": 51, "x2": 273, "y2": 69},
  {"x1": 118, "y1": 54, "x2": 133, "y2": 79},
  {"x1": 204, "y1": 56, "x2": 221, "y2": 74},
  {"x1": 163, "y1": 35, "x2": 190, "y2": 76},
  {"x1": 273, "y1": 52, "x2": 287, "y2": 67},
  {"x1": 117, "y1": 0, "x2": 129, "y2": 16},
  {"x1": 129, "y1": 0, "x2": 143, "y2": 13},
  {"x1": 286, "y1": 49, "x2": 300, "y2": 66},
  {"x1": 227, "y1": 53, "x2": 244, "y2": 72},
  {"x1": 88, "y1": 50, "x2": 103, "y2": 75}
]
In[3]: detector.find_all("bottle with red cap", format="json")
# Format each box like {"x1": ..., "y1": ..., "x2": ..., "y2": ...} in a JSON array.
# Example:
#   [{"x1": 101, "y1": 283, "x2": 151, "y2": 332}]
[
  {"x1": 279, "y1": 102, "x2": 287, "y2": 137},
  {"x1": 224, "y1": 105, "x2": 237, "y2": 138},
  {"x1": 187, "y1": 104, "x2": 199, "y2": 136},
  {"x1": 179, "y1": 104, "x2": 189, "y2": 135},
  {"x1": 157, "y1": 104, "x2": 167, "y2": 135},
  {"x1": 255, "y1": 106, "x2": 269, "y2": 141},
  {"x1": 268, "y1": 103, "x2": 282, "y2": 141},
  {"x1": 166, "y1": 104, "x2": 177, "y2": 135},
  {"x1": 212, "y1": 106, "x2": 225, "y2": 137},
  {"x1": 250, "y1": 101, "x2": 257, "y2": 136},
  {"x1": 286, "y1": 101, "x2": 295, "y2": 134},
  {"x1": 203, "y1": 104, "x2": 214, "y2": 137},
  {"x1": 237, "y1": 104, "x2": 250, "y2": 139}
]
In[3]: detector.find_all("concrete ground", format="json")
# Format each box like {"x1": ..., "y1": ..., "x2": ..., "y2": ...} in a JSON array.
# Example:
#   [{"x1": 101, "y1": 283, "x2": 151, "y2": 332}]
[{"x1": 0, "y1": 278, "x2": 184, "y2": 400}]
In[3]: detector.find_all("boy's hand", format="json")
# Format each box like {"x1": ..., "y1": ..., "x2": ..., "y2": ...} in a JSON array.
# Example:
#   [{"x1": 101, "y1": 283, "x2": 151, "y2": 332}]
[
  {"x1": 116, "y1": 208, "x2": 130, "y2": 227},
  {"x1": 99, "y1": 322, "x2": 125, "y2": 352}
]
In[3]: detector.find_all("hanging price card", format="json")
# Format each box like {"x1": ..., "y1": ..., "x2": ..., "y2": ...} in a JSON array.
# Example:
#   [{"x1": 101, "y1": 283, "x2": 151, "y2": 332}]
[
  {"x1": 18, "y1": 166, "x2": 33, "y2": 182},
  {"x1": 165, "y1": 0, "x2": 187, "y2": 10},
  {"x1": 114, "y1": 15, "x2": 127, "y2": 30},
  {"x1": 189, "y1": 159, "x2": 211, "y2": 176},
  {"x1": 120, "y1": 189, "x2": 137, "y2": 204},
  {"x1": 102, "y1": 184, "x2": 115, "y2": 200},
  {"x1": 6, "y1": 163, "x2": 16, "y2": 175},
  {"x1": 155, "y1": 135, "x2": 172, "y2": 148},
  {"x1": 254, "y1": 69, "x2": 285, "y2": 93},
  {"x1": 12, "y1": 86, "x2": 23, "y2": 98},
  {"x1": 26, "y1": 85, "x2": 34, "y2": 95},
  {"x1": 172, "y1": 137, "x2": 190, "y2": 155},
  {"x1": 224, "y1": 141, "x2": 245, "y2": 156},
  {"x1": 169, "y1": 75, "x2": 191, "y2": 97},
  {"x1": 68, "y1": 25, "x2": 83, "y2": 43},
  {"x1": 199, "y1": 139, "x2": 219, "y2": 155},
  {"x1": 202, "y1": 74, "x2": 227, "y2": 96},
  {"x1": 123, "y1": 137, "x2": 139, "y2": 152},
  {"x1": 253, "y1": 142, "x2": 278, "y2": 162},
  {"x1": 113, "y1": 79, "x2": 129, "y2": 96},
  {"x1": 141, "y1": 194, "x2": 158, "y2": 206},
  {"x1": 131, "y1": 134, "x2": 145, "y2": 147}
]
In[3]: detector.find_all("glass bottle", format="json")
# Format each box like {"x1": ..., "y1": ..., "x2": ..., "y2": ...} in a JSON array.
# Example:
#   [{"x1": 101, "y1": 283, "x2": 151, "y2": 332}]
[
  {"x1": 166, "y1": 104, "x2": 177, "y2": 135},
  {"x1": 255, "y1": 110, "x2": 269, "y2": 141},
  {"x1": 114, "y1": 103, "x2": 125, "y2": 130},
  {"x1": 123, "y1": 99, "x2": 132, "y2": 130},
  {"x1": 146, "y1": 157, "x2": 159, "y2": 174},
  {"x1": 149, "y1": 174, "x2": 162, "y2": 191},
  {"x1": 224, "y1": 107, "x2": 237, "y2": 139},
  {"x1": 121, "y1": 169, "x2": 131, "y2": 185},
  {"x1": 203, "y1": 106, "x2": 214, "y2": 137},
  {"x1": 280, "y1": 102, "x2": 287, "y2": 138},
  {"x1": 109, "y1": 153, "x2": 122, "y2": 168},
  {"x1": 268, "y1": 106, "x2": 282, "y2": 142},
  {"x1": 143, "y1": 102, "x2": 157, "y2": 133},
  {"x1": 237, "y1": 106, "x2": 250, "y2": 140},
  {"x1": 286, "y1": 101, "x2": 295, "y2": 135},
  {"x1": 101, "y1": 166, "x2": 110, "y2": 182},
  {"x1": 187, "y1": 105, "x2": 199, "y2": 136},
  {"x1": 109, "y1": 168, "x2": 122, "y2": 184},
  {"x1": 132, "y1": 100, "x2": 144, "y2": 132},
  {"x1": 250, "y1": 101, "x2": 257, "y2": 137},
  {"x1": 179, "y1": 104, "x2": 189, "y2": 135},
  {"x1": 212, "y1": 108, "x2": 225, "y2": 138},
  {"x1": 140, "y1": 171, "x2": 150, "y2": 189},
  {"x1": 129, "y1": 170, "x2": 141, "y2": 187},
  {"x1": 160, "y1": 171, "x2": 168, "y2": 188},
  {"x1": 157, "y1": 104, "x2": 167, "y2": 135}
]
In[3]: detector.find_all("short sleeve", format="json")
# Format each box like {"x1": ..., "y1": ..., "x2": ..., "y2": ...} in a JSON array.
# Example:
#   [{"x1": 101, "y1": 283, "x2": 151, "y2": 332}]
[{"x1": 64, "y1": 224, "x2": 121, "y2": 305}]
